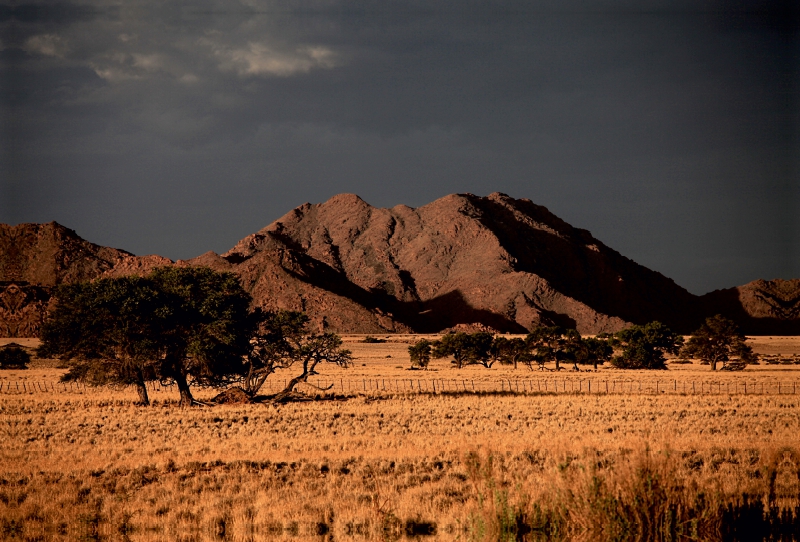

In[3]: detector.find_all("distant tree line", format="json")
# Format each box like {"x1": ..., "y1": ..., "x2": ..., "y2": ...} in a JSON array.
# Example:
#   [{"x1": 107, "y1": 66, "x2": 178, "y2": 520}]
[
  {"x1": 409, "y1": 316, "x2": 755, "y2": 372},
  {"x1": 37, "y1": 267, "x2": 350, "y2": 406}
]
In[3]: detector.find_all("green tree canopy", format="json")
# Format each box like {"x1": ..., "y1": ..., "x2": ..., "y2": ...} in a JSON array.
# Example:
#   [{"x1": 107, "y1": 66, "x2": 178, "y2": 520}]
[
  {"x1": 242, "y1": 309, "x2": 351, "y2": 398},
  {"x1": 576, "y1": 335, "x2": 614, "y2": 370},
  {"x1": 38, "y1": 276, "x2": 169, "y2": 404},
  {"x1": 272, "y1": 331, "x2": 352, "y2": 402},
  {"x1": 490, "y1": 336, "x2": 531, "y2": 369},
  {"x1": 680, "y1": 314, "x2": 755, "y2": 371},
  {"x1": 39, "y1": 267, "x2": 253, "y2": 406},
  {"x1": 525, "y1": 326, "x2": 566, "y2": 370},
  {"x1": 609, "y1": 321, "x2": 683, "y2": 370},
  {"x1": 408, "y1": 339, "x2": 433, "y2": 369},
  {"x1": 431, "y1": 332, "x2": 493, "y2": 369},
  {"x1": 147, "y1": 267, "x2": 253, "y2": 406}
]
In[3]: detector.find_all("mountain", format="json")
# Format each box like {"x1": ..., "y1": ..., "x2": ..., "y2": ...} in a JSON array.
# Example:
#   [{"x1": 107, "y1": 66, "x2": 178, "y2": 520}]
[
  {"x1": 1, "y1": 193, "x2": 797, "y2": 337},
  {"x1": 700, "y1": 279, "x2": 800, "y2": 335},
  {"x1": 214, "y1": 192, "x2": 696, "y2": 334},
  {"x1": 0, "y1": 222, "x2": 170, "y2": 337}
]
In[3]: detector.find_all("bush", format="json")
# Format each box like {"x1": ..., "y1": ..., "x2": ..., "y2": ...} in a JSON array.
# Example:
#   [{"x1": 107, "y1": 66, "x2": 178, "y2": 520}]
[
  {"x1": 0, "y1": 344, "x2": 31, "y2": 369},
  {"x1": 361, "y1": 336, "x2": 386, "y2": 343}
]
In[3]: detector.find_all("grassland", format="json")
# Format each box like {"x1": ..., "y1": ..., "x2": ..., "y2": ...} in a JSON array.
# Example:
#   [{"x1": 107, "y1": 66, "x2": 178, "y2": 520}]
[{"x1": 1, "y1": 336, "x2": 799, "y2": 540}]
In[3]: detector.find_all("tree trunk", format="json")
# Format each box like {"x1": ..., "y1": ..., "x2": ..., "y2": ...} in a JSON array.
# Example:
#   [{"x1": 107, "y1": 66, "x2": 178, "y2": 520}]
[
  {"x1": 173, "y1": 372, "x2": 195, "y2": 406},
  {"x1": 135, "y1": 380, "x2": 150, "y2": 405},
  {"x1": 273, "y1": 357, "x2": 321, "y2": 402},
  {"x1": 274, "y1": 373, "x2": 307, "y2": 402},
  {"x1": 134, "y1": 367, "x2": 149, "y2": 405},
  {"x1": 711, "y1": 359, "x2": 717, "y2": 371}
]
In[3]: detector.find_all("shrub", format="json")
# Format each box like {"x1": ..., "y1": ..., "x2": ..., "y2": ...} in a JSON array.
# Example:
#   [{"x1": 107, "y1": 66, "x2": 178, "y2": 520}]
[{"x1": 0, "y1": 344, "x2": 31, "y2": 369}]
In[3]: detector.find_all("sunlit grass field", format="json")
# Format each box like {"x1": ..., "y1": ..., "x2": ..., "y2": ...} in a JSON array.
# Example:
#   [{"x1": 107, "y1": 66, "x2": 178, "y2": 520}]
[{"x1": 1, "y1": 336, "x2": 799, "y2": 540}]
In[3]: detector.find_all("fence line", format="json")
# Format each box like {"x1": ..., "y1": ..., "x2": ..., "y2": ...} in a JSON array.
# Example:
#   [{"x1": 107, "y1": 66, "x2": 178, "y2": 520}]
[{"x1": 1, "y1": 378, "x2": 799, "y2": 397}]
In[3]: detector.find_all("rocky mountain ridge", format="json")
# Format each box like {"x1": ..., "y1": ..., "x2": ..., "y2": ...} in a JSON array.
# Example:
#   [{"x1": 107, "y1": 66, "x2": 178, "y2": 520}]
[{"x1": 1, "y1": 193, "x2": 797, "y2": 336}]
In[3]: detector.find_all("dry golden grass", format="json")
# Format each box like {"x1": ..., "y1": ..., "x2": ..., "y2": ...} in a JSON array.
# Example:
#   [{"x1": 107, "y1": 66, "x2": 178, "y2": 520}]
[{"x1": 1, "y1": 336, "x2": 799, "y2": 540}]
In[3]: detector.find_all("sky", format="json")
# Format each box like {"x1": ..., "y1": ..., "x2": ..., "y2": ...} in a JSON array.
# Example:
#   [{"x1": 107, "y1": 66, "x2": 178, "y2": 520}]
[{"x1": 1, "y1": 0, "x2": 797, "y2": 295}]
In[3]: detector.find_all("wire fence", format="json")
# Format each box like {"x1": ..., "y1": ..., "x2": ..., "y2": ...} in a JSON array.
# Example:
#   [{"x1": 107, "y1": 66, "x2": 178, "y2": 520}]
[{"x1": 2, "y1": 377, "x2": 800, "y2": 396}]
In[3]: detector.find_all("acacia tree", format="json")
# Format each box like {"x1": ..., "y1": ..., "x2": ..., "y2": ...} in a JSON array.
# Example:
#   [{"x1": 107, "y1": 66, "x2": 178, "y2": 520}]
[
  {"x1": 431, "y1": 332, "x2": 473, "y2": 369},
  {"x1": 468, "y1": 332, "x2": 495, "y2": 368},
  {"x1": 241, "y1": 309, "x2": 351, "y2": 398},
  {"x1": 560, "y1": 334, "x2": 615, "y2": 371},
  {"x1": 490, "y1": 337, "x2": 531, "y2": 369},
  {"x1": 272, "y1": 332, "x2": 352, "y2": 402},
  {"x1": 431, "y1": 332, "x2": 493, "y2": 369},
  {"x1": 38, "y1": 276, "x2": 167, "y2": 405},
  {"x1": 525, "y1": 326, "x2": 566, "y2": 370},
  {"x1": 408, "y1": 339, "x2": 433, "y2": 369},
  {"x1": 241, "y1": 309, "x2": 309, "y2": 396},
  {"x1": 680, "y1": 314, "x2": 755, "y2": 371},
  {"x1": 576, "y1": 335, "x2": 614, "y2": 370},
  {"x1": 148, "y1": 267, "x2": 252, "y2": 406},
  {"x1": 609, "y1": 321, "x2": 683, "y2": 370}
]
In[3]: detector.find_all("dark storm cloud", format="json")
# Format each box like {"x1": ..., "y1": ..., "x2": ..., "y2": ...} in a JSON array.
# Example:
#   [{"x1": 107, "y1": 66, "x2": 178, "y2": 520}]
[{"x1": 1, "y1": 0, "x2": 796, "y2": 294}]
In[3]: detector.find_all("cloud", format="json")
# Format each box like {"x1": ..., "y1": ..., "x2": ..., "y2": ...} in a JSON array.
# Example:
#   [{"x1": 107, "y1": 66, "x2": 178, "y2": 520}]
[
  {"x1": 23, "y1": 33, "x2": 68, "y2": 57},
  {"x1": 89, "y1": 51, "x2": 191, "y2": 83},
  {"x1": 211, "y1": 41, "x2": 339, "y2": 77}
]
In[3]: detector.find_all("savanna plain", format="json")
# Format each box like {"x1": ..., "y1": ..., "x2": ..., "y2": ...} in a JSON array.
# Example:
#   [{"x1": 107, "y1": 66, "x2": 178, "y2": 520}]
[{"x1": 2, "y1": 336, "x2": 800, "y2": 541}]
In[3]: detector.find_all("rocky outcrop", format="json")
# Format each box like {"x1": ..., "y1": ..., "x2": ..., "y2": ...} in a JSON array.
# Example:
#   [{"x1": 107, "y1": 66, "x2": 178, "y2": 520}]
[
  {"x1": 1, "y1": 194, "x2": 797, "y2": 336},
  {"x1": 700, "y1": 279, "x2": 800, "y2": 335}
]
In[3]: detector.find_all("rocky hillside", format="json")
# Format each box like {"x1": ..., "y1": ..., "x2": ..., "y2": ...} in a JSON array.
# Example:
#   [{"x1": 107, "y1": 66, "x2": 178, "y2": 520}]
[
  {"x1": 1, "y1": 194, "x2": 797, "y2": 336},
  {"x1": 700, "y1": 279, "x2": 800, "y2": 335},
  {"x1": 217, "y1": 192, "x2": 698, "y2": 334},
  {"x1": 0, "y1": 222, "x2": 171, "y2": 337}
]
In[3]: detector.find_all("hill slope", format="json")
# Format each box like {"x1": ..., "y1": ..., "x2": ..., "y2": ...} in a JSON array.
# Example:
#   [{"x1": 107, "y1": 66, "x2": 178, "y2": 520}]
[
  {"x1": 220, "y1": 192, "x2": 697, "y2": 333},
  {"x1": 1, "y1": 194, "x2": 797, "y2": 336}
]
